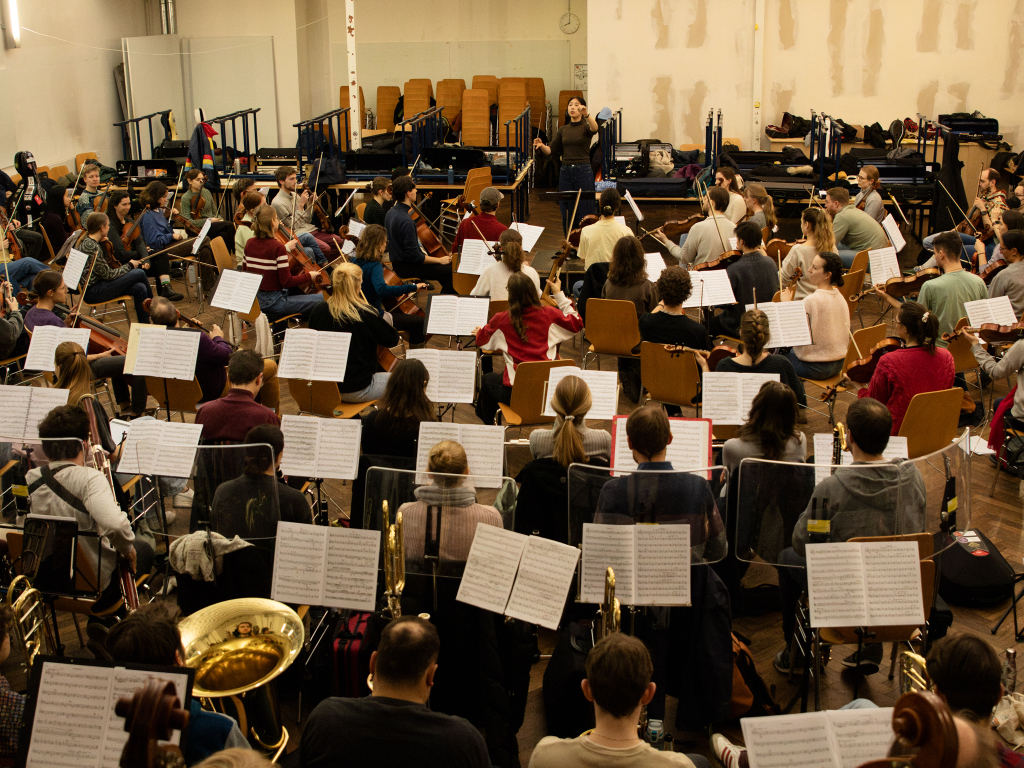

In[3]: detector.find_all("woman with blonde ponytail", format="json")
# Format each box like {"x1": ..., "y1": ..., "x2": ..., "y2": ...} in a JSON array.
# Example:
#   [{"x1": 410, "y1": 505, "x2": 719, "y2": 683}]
[
  {"x1": 529, "y1": 375, "x2": 612, "y2": 466},
  {"x1": 308, "y1": 262, "x2": 400, "y2": 402},
  {"x1": 778, "y1": 207, "x2": 836, "y2": 300},
  {"x1": 714, "y1": 309, "x2": 806, "y2": 407},
  {"x1": 743, "y1": 183, "x2": 777, "y2": 233}
]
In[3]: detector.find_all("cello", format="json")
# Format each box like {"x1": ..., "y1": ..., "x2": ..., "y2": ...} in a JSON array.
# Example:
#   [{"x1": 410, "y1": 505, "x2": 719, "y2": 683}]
[{"x1": 409, "y1": 196, "x2": 451, "y2": 263}]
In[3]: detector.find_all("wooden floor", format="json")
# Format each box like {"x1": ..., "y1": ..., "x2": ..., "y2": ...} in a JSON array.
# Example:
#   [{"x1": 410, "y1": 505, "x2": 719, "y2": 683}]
[{"x1": 6, "y1": 186, "x2": 1021, "y2": 765}]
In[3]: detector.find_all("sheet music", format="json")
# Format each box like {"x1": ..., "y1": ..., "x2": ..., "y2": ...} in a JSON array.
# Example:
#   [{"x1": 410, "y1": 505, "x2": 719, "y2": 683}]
[
  {"x1": 812, "y1": 434, "x2": 909, "y2": 484},
  {"x1": 314, "y1": 419, "x2": 362, "y2": 480},
  {"x1": 806, "y1": 543, "x2": 868, "y2": 627},
  {"x1": 0, "y1": 386, "x2": 69, "y2": 441},
  {"x1": 635, "y1": 525, "x2": 691, "y2": 605},
  {"x1": 867, "y1": 246, "x2": 901, "y2": 283},
  {"x1": 118, "y1": 421, "x2": 203, "y2": 477},
  {"x1": 102, "y1": 667, "x2": 190, "y2": 764},
  {"x1": 211, "y1": 269, "x2": 263, "y2": 313},
  {"x1": 279, "y1": 414, "x2": 320, "y2": 477},
  {"x1": 406, "y1": 349, "x2": 477, "y2": 403},
  {"x1": 863, "y1": 541, "x2": 925, "y2": 625},
  {"x1": 347, "y1": 219, "x2": 365, "y2": 238},
  {"x1": 509, "y1": 222, "x2": 544, "y2": 252},
  {"x1": 271, "y1": 522, "x2": 327, "y2": 605},
  {"x1": 615, "y1": 216, "x2": 627, "y2": 227},
  {"x1": 322, "y1": 526, "x2": 381, "y2": 611},
  {"x1": 278, "y1": 328, "x2": 351, "y2": 382},
  {"x1": 741, "y1": 712, "x2": 838, "y2": 768},
  {"x1": 542, "y1": 367, "x2": 619, "y2": 421},
  {"x1": 701, "y1": 372, "x2": 779, "y2": 425},
  {"x1": 426, "y1": 295, "x2": 490, "y2": 336},
  {"x1": 415, "y1": 422, "x2": 505, "y2": 488},
  {"x1": 683, "y1": 271, "x2": 737, "y2": 308},
  {"x1": 62, "y1": 248, "x2": 89, "y2": 290},
  {"x1": 581, "y1": 523, "x2": 636, "y2": 604},
  {"x1": 457, "y1": 239, "x2": 495, "y2": 275},
  {"x1": 278, "y1": 328, "x2": 318, "y2": 379},
  {"x1": 624, "y1": 190, "x2": 644, "y2": 221},
  {"x1": 825, "y1": 708, "x2": 895, "y2": 768},
  {"x1": 341, "y1": 239, "x2": 356, "y2": 256},
  {"x1": 882, "y1": 214, "x2": 906, "y2": 253},
  {"x1": 729, "y1": 236, "x2": 738, "y2": 250},
  {"x1": 645, "y1": 253, "x2": 666, "y2": 282},
  {"x1": 130, "y1": 327, "x2": 201, "y2": 381},
  {"x1": 744, "y1": 302, "x2": 813, "y2": 347},
  {"x1": 192, "y1": 218, "x2": 213, "y2": 253},
  {"x1": 505, "y1": 536, "x2": 581, "y2": 629},
  {"x1": 25, "y1": 326, "x2": 92, "y2": 372},
  {"x1": 457, "y1": 524, "x2": 527, "y2": 615},
  {"x1": 611, "y1": 416, "x2": 712, "y2": 476},
  {"x1": 964, "y1": 296, "x2": 1018, "y2": 328}
]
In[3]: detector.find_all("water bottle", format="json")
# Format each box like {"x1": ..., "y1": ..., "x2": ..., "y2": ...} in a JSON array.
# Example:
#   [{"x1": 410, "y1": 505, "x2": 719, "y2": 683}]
[
  {"x1": 448, "y1": 165, "x2": 455, "y2": 185},
  {"x1": 646, "y1": 719, "x2": 664, "y2": 750},
  {"x1": 187, "y1": 263, "x2": 196, "y2": 285}
]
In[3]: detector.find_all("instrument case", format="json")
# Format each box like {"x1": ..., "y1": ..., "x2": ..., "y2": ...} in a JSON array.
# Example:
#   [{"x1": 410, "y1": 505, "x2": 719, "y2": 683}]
[
  {"x1": 937, "y1": 115, "x2": 1000, "y2": 137},
  {"x1": 615, "y1": 177, "x2": 691, "y2": 198}
]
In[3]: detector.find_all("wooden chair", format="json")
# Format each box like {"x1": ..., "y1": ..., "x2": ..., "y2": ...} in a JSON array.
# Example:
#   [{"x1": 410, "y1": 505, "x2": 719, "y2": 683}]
[
  {"x1": 557, "y1": 90, "x2": 585, "y2": 128},
  {"x1": 497, "y1": 82, "x2": 527, "y2": 149},
  {"x1": 441, "y1": 167, "x2": 492, "y2": 226},
  {"x1": 800, "y1": 323, "x2": 888, "y2": 423},
  {"x1": 39, "y1": 227, "x2": 56, "y2": 262},
  {"x1": 640, "y1": 342, "x2": 701, "y2": 413},
  {"x1": 49, "y1": 164, "x2": 70, "y2": 180},
  {"x1": 81, "y1": 295, "x2": 134, "y2": 327},
  {"x1": 377, "y1": 86, "x2": 402, "y2": 131},
  {"x1": 287, "y1": 378, "x2": 376, "y2": 419},
  {"x1": 235, "y1": 299, "x2": 301, "y2": 353},
  {"x1": 452, "y1": 253, "x2": 479, "y2": 296},
  {"x1": 436, "y1": 79, "x2": 466, "y2": 123},
  {"x1": 471, "y1": 75, "x2": 499, "y2": 107},
  {"x1": 945, "y1": 317, "x2": 983, "y2": 405},
  {"x1": 487, "y1": 299, "x2": 509, "y2": 322},
  {"x1": 496, "y1": 359, "x2": 577, "y2": 428},
  {"x1": 339, "y1": 85, "x2": 367, "y2": 125},
  {"x1": 898, "y1": 387, "x2": 963, "y2": 458},
  {"x1": 761, "y1": 226, "x2": 770, "y2": 244},
  {"x1": 36, "y1": 166, "x2": 49, "y2": 177},
  {"x1": 849, "y1": 250, "x2": 869, "y2": 275},
  {"x1": 75, "y1": 152, "x2": 98, "y2": 172},
  {"x1": 356, "y1": 202, "x2": 366, "y2": 221},
  {"x1": 8, "y1": 174, "x2": 19, "y2": 186},
  {"x1": 145, "y1": 377, "x2": 204, "y2": 421},
  {"x1": 839, "y1": 268, "x2": 866, "y2": 326},
  {"x1": 816, "y1": 533, "x2": 935, "y2": 700},
  {"x1": 407, "y1": 78, "x2": 433, "y2": 100},
  {"x1": 403, "y1": 80, "x2": 432, "y2": 119},
  {"x1": 460, "y1": 89, "x2": 491, "y2": 147},
  {"x1": 525, "y1": 78, "x2": 546, "y2": 130},
  {"x1": 583, "y1": 299, "x2": 641, "y2": 370}
]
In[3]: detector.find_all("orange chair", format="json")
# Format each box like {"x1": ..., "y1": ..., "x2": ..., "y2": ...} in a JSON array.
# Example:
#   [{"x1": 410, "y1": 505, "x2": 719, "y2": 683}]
[
  {"x1": 403, "y1": 80, "x2": 431, "y2": 122},
  {"x1": 339, "y1": 85, "x2": 367, "y2": 125},
  {"x1": 461, "y1": 89, "x2": 491, "y2": 147},
  {"x1": 498, "y1": 81, "x2": 528, "y2": 149},
  {"x1": 377, "y1": 86, "x2": 401, "y2": 131},
  {"x1": 437, "y1": 79, "x2": 466, "y2": 123},
  {"x1": 471, "y1": 75, "x2": 499, "y2": 107},
  {"x1": 526, "y1": 78, "x2": 546, "y2": 130}
]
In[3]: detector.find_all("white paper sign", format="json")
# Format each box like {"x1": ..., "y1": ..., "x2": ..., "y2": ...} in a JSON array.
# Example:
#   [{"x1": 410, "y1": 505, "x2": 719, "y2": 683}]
[
  {"x1": 624, "y1": 190, "x2": 644, "y2": 222},
  {"x1": 611, "y1": 416, "x2": 712, "y2": 475},
  {"x1": 278, "y1": 328, "x2": 352, "y2": 382},
  {"x1": 964, "y1": 295, "x2": 1018, "y2": 329},
  {"x1": 211, "y1": 269, "x2": 263, "y2": 314},
  {"x1": 682, "y1": 270, "x2": 737, "y2": 308},
  {"x1": 701, "y1": 371, "x2": 780, "y2": 425},
  {"x1": 882, "y1": 213, "x2": 906, "y2": 253},
  {"x1": 63, "y1": 248, "x2": 90, "y2": 291},
  {"x1": 509, "y1": 222, "x2": 544, "y2": 252},
  {"x1": 0, "y1": 385, "x2": 69, "y2": 441},
  {"x1": 425, "y1": 295, "x2": 490, "y2": 336},
  {"x1": 406, "y1": 349, "x2": 477, "y2": 403},
  {"x1": 415, "y1": 422, "x2": 505, "y2": 488},
  {"x1": 280, "y1": 415, "x2": 361, "y2": 480},
  {"x1": 743, "y1": 302, "x2": 813, "y2": 347},
  {"x1": 192, "y1": 218, "x2": 213, "y2": 254},
  {"x1": 543, "y1": 367, "x2": 619, "y2": 421},
  {"x1": 457, "y1": 239, "x2": 496, "y2": 276},
  {"x1": 118, "y1": 420, "x2": 203, "y2": 477},
  {"x1": 812, "y1": 434, "x2": 909, "y2": 485},
  {"x1": 25, "y1": 326, "x2": 92, "y2": 372},
  {"x1": 645, "y1": 253, "x2": 666, "y2": 282},
  {"x1": 867, "y1": 246, "x2": 901, "y2": 283}
]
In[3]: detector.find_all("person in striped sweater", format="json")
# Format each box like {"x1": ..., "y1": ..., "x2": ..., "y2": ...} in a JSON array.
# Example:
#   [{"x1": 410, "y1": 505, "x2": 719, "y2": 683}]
[
  {"x1": 243, "y1": 205, "x2": 324, "y2": 320},
  {"x1": 473, "y1": 272, "x2": 584, "y2": 424}
]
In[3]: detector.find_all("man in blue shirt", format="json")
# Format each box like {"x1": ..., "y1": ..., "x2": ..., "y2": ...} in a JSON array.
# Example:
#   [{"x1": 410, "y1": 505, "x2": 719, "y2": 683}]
[{"x1": 384, "y1": 176, "x2": 455, "y2": 295}]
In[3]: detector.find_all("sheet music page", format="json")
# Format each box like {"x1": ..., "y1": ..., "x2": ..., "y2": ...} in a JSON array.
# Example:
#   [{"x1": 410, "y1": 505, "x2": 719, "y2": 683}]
[
  {"x1": 26, "y1": 661, "x2": 113, "y2": 768},
  {"x1": 683, "y1": 271, "x2": 736, "y2": 308},
  {"x1": 456, "y1": 523, "x2": 527, "y2": 615},
  {"x1": 741, "y1": 712, "x2": 838, "y2": 768},
  {"x1": 746, "y1": 303, "x2": 813, "y2": 348},
  {"x1": 211, "y1": 269, "x2": 263, "y2": 314},
  {"x1": 278, "y1": 328, "x2": 318, "y2": 380},
  {"x1": 62, "y1": 248, "x2": 89, "y2": 290},
  {"x1": 310, "y1": 330, "x2": 352, "y2": 382},
  {"x1": 454, "y1": 296, "x2": 490, "y2": 336},
  {"x1": 581, "y1": 523, "x2": 636, "y2": 604},
  {"x1": 635, "y1": 525, "x2": 691, "y2": 606},
  {"x1": 868, "y1": 247, "x2": 901, "y2": 283},
  {"x1": 25, "y1": 326, "x2": 92, "y2": 372},
  {"x1": 612, "y1": 417, "x2": 711, "y2": 475},
  {"x1": 645, "y1": 253, "x2": 667, "y2": 282},
  {"x1": 192, "y1": 218, "x2": 213, "y2": 253},
  {"x1": 964, "y1": 296, "x2": 1018, "y2": 328},
  {"x1": 322, "y1": 527, "x2": 381, "y2": 610},
  {"x1": 542, "y1": 367, "x2": 618, "y2": 421},
  {"x1": 882, "y1": 214, "x2": 906, "y2": 253},
  {"x1": 509, "y1": 222, "x2": 545, "y2": 252},
  {"x1": 624, "y1": 190, "x2": 644, "y2": 222},
  {"x1": 615, "y1": 216, "x2": 628, "y2": 227},
  {"x1": 121, "y1": 324, "x2": 144, "y2": 375},
  {"x1": 101, "y1": 667, "x2": 190, "y2": 763},
  {"x1": 701, "y1": 372, "x2": 744, "y2": 425},
  {"x1": 729, "y1": 236, "x2": 738, "y2": 250},
  {"x1": 314, "y1": 419, "x2": 362, "y2": 480},
  {"x1": 16, "y1": 388, "x2": 68, "y2": 441},
  {"x1": 505, "y1": 535, "x2": 582, "y2": 630},
  {"x1": 739, "y1": 374, "x2": 781, "y2": 421},
  {"x1": 116, "y1": 420, "x2": 165, "y2": 476},
  {"x1": 406, "y1": 349, "x2": 441, "y2": 400},
  {"x1": 806, "y1": 543, "x2": 868, "y2": 627},
  {"x1": 347, "y1": 219, "x2": 366, "y2": 238},
  {"x1": 152, "y1": 422, "x2": 203, "y2": 478},
  {"x1": 132, "y1": 328, "x2": 201, "y2": 381},
  {"x1": 863, "y1": 541, "x2": 925, "y2": 626},
  {"x1": 415, "y1": 422, "x2": 461, "y2": 484},
  {"x1": 813, "y1": 434, "x2": 909, "y2": 484},
  {"x1": 425, "y1": 295, "x2": 459, "y2": 336},
  {"x1": 437, "y1": 350, "x2": 478, "y2": 404},
  {"x1": 457, "y1": 239, "x2": 495, "y2": 275},
  {"x1": 271, "y1": 522, "x2": 328, "y2": 604},
  {"x1": 825, "y1": 708, "x2": 895, "y2": 768},
  {"x1": 456, "y1": 424, "x2": 506, "y2": 489},
  {"x1": 341, "y1": 239, "x2": 356, "y2": 256},
  {"x1": 280, "y1": 415, "x2": 322, "y2": 478},
  {"x1": 0, "y1": 385, "x2": 32, "y2": 439}
]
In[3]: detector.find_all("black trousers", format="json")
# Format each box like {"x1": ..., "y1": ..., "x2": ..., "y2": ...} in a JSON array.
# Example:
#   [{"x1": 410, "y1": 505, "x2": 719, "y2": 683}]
[
  {"x1": 16, "y1": 229, "x2": 44, "y2": 261},
  {"x1": 392, "y1": 259, "x2": 455, "y2": 295},
  {"x1": 475, "y1": 372, "x2": 512, "y2": 424}
]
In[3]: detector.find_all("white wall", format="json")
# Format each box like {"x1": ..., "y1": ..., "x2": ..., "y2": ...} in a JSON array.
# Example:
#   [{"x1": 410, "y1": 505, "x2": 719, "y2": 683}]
[
  {"x1": 588, "y1": 0, "x2": 1024, "y2": 151},
  {"x1": 0, "y1": 0, "x2": 150, "y2": 172}
]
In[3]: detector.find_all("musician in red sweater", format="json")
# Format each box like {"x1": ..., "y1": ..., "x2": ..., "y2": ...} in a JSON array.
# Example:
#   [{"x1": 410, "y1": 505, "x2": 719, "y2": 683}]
[
  {"x1": 453, "y1": 187, "x2": 508, "y2": 252},
  {"x1": 473, "y1": 272, "x2": 583, "y2": 424},
  {"x1": 842, "y1": 301, "x2": 954, "y2": 434},
  {"x1": 243, "y1": 206, "x2": 324, "y2": 320}
]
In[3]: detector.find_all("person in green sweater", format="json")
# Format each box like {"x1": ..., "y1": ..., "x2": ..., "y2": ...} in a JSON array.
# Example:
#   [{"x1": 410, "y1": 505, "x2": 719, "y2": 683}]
[{"x1": 180, "y1": 169, "x2": 236, "y2": 257}]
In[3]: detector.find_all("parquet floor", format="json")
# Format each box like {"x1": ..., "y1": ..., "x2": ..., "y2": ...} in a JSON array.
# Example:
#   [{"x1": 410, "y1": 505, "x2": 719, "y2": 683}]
[{"x1": 6, "y1": 185, "x2": 1020, "y2": 765}]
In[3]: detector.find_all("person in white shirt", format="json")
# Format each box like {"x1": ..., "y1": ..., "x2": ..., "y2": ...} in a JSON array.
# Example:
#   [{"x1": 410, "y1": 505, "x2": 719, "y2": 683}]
[
  {"x1": 715, "y1": 166, "x2": 747, "y2": 223},
  {"x1": 778, "y1": 207, "x2": 836, "y2": 300},
  {"x1": 783, "y1": 251, "x2": 850, "y2": 379},
  {"x1": 572, "y1": 188, "x2": 633, "y2": 297},
  {"x1": 654, "y1": 186, "x2": 736, "y2": 267},
  {"x1": 471, "y1": 231, "x2": 540, "y2": 301}
]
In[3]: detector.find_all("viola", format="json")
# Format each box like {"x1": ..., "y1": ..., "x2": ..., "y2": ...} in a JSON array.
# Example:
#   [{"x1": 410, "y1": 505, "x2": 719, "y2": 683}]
[
  {"x1": 778, "y1": 267, "x2": 803, "y2": 298},
  {"x1": 851, "y1": 268, "x2": 940, "y2": 302},
  {"x1": 706, "y1": 343, "x2": 738, "y2": 370},
  {"x1": 564, "y1": 214, "x2": 600, "y2": 251},
  {"x1": 691, "y1": 249, "x2": 742, "y2": 272},
  {"x1": 540, "y1": 246, "x2": 572, "y2": 307},
  {"x1": 976, "y1": 321, "x2": 1024, "y2": 345},
  {"x1": 979, "y1": 258, "x2": 1008, "y2": 284},
  {"x1": 764, "y1": 238, "x2": 800, "y2": 269},
  {"x1": 66, "y1": 205, "x2": 82, "y2": 231},
  {"x1": 141, "y1": 298, "x2": 209, "y2": 332},
  {"x1": 121, "y1": 215, "x2": 143, "y2": 248},
  {"x1": 92, "y1": 183, "x2": 112, "y2": 213},
  {"x1": 190, "y1": 190, "x2": 204, "y2": 221},
  {"x1": 844, "y1": 336, "x2": 904, "y2": 384},
  {"x1": 654, "y1": 215, "x2": 703, "y2": 243}
]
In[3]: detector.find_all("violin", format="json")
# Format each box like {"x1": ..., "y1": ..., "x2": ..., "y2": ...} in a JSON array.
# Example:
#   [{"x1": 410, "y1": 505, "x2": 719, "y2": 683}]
[
  {"x1": 121, "y1": 214, "x2": 143, "y2": 248},
  {"x1": 190, "y1": 190, "x2": 204, "y2": 221},
  {"x1": 67, "y1": 204, "x2": 82, "y2": 231},
  {"x1": 978, "y1": 257, "x2": 1008, "y2": 284},
  {"x1": 707, "y1": 343, "x2": 738, "y2": 370},
  {"x1": 691, "y1": 249, "x2": 742, "y2": 272},
  {"x1": 844, "y1": 336, "x2": 904, "y2": 384},
  {"x1": 0, "y1": 208, "x2": 22, "y2": 260},
  {"x1": 161, "y1": 206, "x2": 201, "y2": 236},
  {"x1": 278, "y1": 222, "x2": 331, "y2": 296},
  {"x1": 141, "y1": 298, "x2": 208, "y2": 332},
  {"x1": 975, "y1": 322, "x2": 1024, "y2": 345},
  {"x1": 92, "y1": 182, "x2": 112, "y2": 213},
  {"x1": 652, "y1": 215, "x2": 703, "y2": 243},
  {"x1": 778, "y1": 267, "x2": 803, "y2": 299},
  {"x1": 540, "y1": 246, "x2": 572, "y2": 307},
  {"x1": 561, "y1": 214, "x2": 600, "y2": 254},
  {"x1": 850, "y1": 268, "x2": 940, "y2": 301},
  {"x1": 764, "y1": 238, "x2": 800, "y2": 269}
]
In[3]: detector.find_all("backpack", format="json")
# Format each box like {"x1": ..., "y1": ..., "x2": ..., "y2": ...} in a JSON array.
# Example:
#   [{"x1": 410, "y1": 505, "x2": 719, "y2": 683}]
[{"x1": 729, "y1": 633, "x2": 779, "y2": 719}]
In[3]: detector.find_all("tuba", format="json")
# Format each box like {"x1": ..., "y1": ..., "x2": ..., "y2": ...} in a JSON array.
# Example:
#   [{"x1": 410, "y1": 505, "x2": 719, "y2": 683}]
[{"x1": 177, "y1": 598, "x2": 304, "y2": 761}]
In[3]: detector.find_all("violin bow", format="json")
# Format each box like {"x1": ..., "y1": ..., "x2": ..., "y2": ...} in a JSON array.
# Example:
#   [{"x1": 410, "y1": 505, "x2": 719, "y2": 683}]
[
  {"x1": 936, "y1": 179, "x2": 978, "y2": 235},
  {"x1": 69, "y1": 163, "x2": 86, "y2": 197},
  {"x1": 468, "y1": 219, "x2": 499, "y2": 258},
  {"x1": 699, "y1": 179, "x2": 729, "y2": 254},
  {"x1": 566, "y1": 189, "x2": 582, "y2": 240},
  {"x1": 847, "y1": 327, "x2": 864, "y2": 360},
  {"x1": 166, "y1": 166, "x2": 186, "y2": 221},
  {"x1": 213, "y1": 170, "x2": 234, "y2": 220}
]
